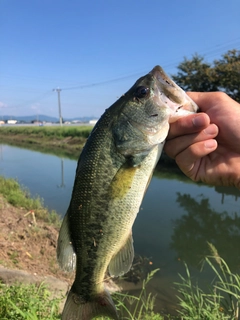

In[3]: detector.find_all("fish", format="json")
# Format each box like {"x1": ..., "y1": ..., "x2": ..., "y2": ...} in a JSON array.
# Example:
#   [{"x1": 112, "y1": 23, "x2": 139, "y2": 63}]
[{"x1": 57, "y1": 65, "x2": 198, "y2": 320}]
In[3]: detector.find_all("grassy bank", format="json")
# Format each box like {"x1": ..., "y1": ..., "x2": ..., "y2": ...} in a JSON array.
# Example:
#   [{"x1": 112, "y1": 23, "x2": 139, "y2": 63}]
[
  {"x1": 0, "y1": 176, "x2": 60, "y2": 225},
  {"x1": 0, "y1": 125, "x2": 93, "y2": 157},
  {"x1": 0, "y1": 125, "x2": 93, "y2": 138},
  {"x1": 0, "y1": 125, "x2": 180, "y2": 166},
  {"x1": 0, "y1": 176, "x2": 68, "y2": 280}
]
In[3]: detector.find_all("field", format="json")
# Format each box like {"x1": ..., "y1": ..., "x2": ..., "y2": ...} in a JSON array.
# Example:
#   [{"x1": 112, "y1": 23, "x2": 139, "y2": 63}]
[
  {"x1": 0, "y1": 125, "x2": 93, "y2": 157},
  {"x1": 0, "y1": 125, "x2": 92, "y2": 138}
]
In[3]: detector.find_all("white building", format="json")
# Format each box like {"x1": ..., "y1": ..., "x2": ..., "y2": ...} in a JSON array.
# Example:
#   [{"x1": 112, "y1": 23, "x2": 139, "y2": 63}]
[
  {"x1": 89, "y1": 119, "x2": 98, "y2": 125},
  {"x1": 7, "y1": 120, "x2": 17, "y2": 124}
]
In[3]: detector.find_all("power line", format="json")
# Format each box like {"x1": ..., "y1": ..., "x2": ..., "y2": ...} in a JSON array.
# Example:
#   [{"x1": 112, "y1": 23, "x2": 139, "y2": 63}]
[
  {"x1": 61, "y1": 40, "x2": 240, "y2": 91},
  {"x1": 61, "y1": 72, "x2": 146, "y2": 91}
]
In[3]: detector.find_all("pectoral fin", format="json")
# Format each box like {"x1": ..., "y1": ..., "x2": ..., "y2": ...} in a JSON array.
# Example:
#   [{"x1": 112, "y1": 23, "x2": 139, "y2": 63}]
[
  {"x1": 57, "y1": 211, "x2": 76, "y2": 272},
  {"x1": 108, "y1": 232, "x2": 134, "y2": 277}
]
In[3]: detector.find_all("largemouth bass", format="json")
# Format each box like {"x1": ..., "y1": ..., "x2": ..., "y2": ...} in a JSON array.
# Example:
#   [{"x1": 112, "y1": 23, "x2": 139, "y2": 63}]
[{"x1": 57, "y1": 65, "x2": 198, "y2": 320}]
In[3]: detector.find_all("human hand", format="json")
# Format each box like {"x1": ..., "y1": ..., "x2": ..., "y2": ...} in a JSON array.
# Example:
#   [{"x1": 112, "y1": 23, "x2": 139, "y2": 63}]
[{"x1": 164, "y1": 92, "x2": 240, "y2": 188}]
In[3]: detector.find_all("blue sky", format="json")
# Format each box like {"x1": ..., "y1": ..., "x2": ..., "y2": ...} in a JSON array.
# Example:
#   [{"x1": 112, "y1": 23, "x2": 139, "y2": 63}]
[{"x1": 1, "y1": 0, "x2": 240, "y2": 119}]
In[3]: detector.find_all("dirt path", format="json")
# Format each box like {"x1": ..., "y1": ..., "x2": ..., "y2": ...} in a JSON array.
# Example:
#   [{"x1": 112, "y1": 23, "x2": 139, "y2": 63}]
[{"x1": 0, "y1": 194, "x2": 73, "y2": 284}]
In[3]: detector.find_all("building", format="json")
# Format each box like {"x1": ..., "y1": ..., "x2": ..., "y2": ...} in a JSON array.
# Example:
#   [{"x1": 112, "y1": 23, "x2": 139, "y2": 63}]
[{"x1": 7, "y1": 120, "x2": 17, "y2": 124}]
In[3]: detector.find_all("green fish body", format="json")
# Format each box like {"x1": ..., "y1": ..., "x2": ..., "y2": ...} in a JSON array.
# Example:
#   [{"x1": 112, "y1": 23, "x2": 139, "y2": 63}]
[{"x1": 57, "y1": 66, "x2": 198, "y2": 320}]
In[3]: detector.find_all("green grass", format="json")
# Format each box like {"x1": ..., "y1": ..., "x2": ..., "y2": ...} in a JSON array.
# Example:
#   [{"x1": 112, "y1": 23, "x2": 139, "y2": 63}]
[
  {"x1": 0, "y1": 176, "x2": 42, "y2": 210},
  {"x1": 0, "y1": 176, "x2": 60, "y2": 225},
  {"x1": 0, "y1": 270, "x2": 165, "y2": 320},
  {"x1": 110, "y1": 268, "x2": 164, "y2": 320},
  {"x1": 0, "y1": 282, "x2": 62, "y2": 320},
  {"x1": 175, "y1": 243, "x2": 240, "y2": 319},
  {"x1": 92, "y1": 269, "x2": 166, "y2": 320},
  {"x1": 0, "y1": 125, "x2": 93, "y2": 139}
]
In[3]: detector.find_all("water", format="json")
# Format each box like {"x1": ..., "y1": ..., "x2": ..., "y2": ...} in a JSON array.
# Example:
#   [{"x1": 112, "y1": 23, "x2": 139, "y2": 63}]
[
  {"x1": 0, "y1": 144, "x2": 76, "y2": 214},
  {"x1": 1, "y1": 144, "x2": 240, "y2": 313}
]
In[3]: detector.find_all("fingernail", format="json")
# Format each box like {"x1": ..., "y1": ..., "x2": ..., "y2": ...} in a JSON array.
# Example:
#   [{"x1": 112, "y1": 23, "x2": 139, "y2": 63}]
[
  {"x1": 204, "y1": 124, "x2": 218, "y2": 135},
  {"x1": 192, "y1": 115, "x2": 206, "y2": 127},
  {"x1": 204, "y1": 140, "x2": 217, "y2": 149}
]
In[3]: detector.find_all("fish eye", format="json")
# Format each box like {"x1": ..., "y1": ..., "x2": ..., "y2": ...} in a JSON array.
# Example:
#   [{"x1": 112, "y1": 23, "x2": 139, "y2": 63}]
[{"x1": 134, "y1": 86, "x2": 150, "y2": 99}]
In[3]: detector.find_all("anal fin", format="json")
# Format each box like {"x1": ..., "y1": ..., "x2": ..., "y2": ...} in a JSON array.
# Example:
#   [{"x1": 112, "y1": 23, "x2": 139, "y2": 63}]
[
  {"x1": 57, "y1": 211, "x2": 76, "y2": 272},
  {"x1": 108, "y1": 232, "x2": 134, "y2": 277}
]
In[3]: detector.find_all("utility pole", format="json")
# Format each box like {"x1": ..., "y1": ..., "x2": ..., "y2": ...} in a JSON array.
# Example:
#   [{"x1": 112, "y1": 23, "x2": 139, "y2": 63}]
[{"x1": 53, "y1": 88, "x2": 63, "y2": 126}]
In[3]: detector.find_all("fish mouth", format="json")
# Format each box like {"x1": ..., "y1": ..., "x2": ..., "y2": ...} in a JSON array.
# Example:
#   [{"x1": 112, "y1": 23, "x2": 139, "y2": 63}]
[{"x1": 149, "y1": 65, "x2": 199, "y2": 120}]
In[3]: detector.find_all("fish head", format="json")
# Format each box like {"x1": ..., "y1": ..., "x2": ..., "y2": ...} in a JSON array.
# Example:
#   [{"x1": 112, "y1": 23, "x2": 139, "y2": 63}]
[{"x1": 112, "y1": 65, "x2": 198, "y2": 157}]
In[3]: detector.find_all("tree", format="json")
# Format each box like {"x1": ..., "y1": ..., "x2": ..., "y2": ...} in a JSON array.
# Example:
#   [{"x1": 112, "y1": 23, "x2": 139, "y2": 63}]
[
  {"x1": 172, "y1": 49, "x2": 240, "y2": 102},
  {"x1": 213, "y1": 49, "x2": 240, "y2": 102}
]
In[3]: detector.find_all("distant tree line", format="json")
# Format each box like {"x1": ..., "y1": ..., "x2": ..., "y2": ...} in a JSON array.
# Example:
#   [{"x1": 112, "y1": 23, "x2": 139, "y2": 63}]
[{"x1": 172, "y1": 49, "x2": 240, "y2": 102}]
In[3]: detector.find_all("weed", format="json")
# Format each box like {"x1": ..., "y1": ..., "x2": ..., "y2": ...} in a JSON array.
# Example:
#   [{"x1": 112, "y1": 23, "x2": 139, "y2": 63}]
[
  {"x1": 0, "y1": 271, "x2": 165, "y2": 320},
  {"x1": 8, "y1": 250, "x2": 19, "y2": 265},
  {"x1": 98, "y1": 269, "x2": 164, "y2": 320},
  {"x1": 0, "y1": 282, "x2": 62, "y2": 320},
  {"x1": 175, "y1": 243, "x2": 240, "y2": 319}
]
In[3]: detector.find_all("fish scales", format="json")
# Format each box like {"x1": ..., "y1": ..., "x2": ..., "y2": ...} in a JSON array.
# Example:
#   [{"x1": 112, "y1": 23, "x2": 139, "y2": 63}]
[
  {"x1": 69, "y1": 110, "x2": 159, "y2": 294},
  {"x1": 69, "y1": 111, "x2": 125, "y2": 293},
  {"x1": 57, "y1": 65, "x2": 198, "y2": 320}
]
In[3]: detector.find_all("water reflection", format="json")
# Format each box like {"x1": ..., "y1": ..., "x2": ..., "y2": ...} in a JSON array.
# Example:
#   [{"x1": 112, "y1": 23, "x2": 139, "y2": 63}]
[
  {"x1": 57, "y1": 159, "x2": 66, "y2": 188},
  {"x1": 0, "y1": 145, "x2": 3, "y2": 160},
  {"x1": 0, "y1": 139, "x2": 80, "y2": 160},
  {"x1": 171, "y1": 193, "x2": 240, "y2": 270},
  {"x1": 215, "y1": 186, "x2": 240, "y2": 203},
  {"x1": 0, "y1": 144, "x2": 76, "y2": 215}
]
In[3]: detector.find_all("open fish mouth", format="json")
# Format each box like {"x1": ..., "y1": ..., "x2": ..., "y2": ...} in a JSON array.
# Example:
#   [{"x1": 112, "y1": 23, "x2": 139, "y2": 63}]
[{"x1": 149, "y1": 65, "x2": 199, "y2": 121}]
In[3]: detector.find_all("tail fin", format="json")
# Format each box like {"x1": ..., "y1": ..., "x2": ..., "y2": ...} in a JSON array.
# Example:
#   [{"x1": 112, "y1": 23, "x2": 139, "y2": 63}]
[{"x1": 61, "y1": 289, "x2": 118, "y2": 320}]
